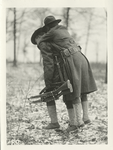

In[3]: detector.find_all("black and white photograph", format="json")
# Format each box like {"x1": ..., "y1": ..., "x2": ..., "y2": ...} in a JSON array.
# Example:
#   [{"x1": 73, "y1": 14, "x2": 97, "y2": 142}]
[{"x1": 1, "y1": 0, "x2": 113, "y2": 148}]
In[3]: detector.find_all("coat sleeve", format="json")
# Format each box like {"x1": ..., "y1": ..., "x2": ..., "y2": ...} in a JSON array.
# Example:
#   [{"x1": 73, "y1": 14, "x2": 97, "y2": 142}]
[
  {"x1": 39, "y1": 42, "x2": 54, "y2": 87},
  {"x1": 40, "y1": 29, "x2": 54, "y2": 42}
]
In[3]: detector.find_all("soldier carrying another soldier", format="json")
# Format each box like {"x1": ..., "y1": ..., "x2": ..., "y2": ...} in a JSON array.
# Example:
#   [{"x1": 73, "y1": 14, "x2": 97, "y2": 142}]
[{"x1": 31, "y1": 16, "x2": 97, "y2": 132}]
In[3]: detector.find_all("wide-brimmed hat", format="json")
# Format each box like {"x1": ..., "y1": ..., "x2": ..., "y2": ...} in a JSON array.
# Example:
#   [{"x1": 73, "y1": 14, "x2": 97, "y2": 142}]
[
  {"x1": 44, "y1": 16, "x2": 61, "y2": 26},
  {"x1": 31, "y1": 27, "x2": 44, "y2": 45}
]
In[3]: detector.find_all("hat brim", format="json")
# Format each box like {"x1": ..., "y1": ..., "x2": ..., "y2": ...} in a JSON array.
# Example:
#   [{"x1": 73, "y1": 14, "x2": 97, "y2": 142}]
[
  {"x1": 31, "y1": 27, "x2": 44, "y2": 45},
  {"x1": 43, "y1": 19, "x2": 61, "y2": 28}
]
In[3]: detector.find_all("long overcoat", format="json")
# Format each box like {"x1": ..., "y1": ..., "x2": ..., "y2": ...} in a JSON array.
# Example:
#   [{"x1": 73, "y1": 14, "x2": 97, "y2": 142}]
[{"x1": 38, "y1": 25, "x2": 97, "y2": 102}]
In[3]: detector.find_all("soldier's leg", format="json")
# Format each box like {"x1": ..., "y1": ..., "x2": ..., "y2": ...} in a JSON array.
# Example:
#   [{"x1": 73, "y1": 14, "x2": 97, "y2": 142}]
[
  {"x1": 73, "y1": 97, "x2": 84, "y2": 127},
  {"x1": 81, "y1": 94, "x2": 91, "y2": 124},
  {"x1": 43, "y1": 101, "x2": 60, "y2": 129},
  {"x1": 65, "y1": 101, "x2": 77, "y2": 126},
  {"x1": 65, "y1": 100, "x2": 78, "y2": 132}
]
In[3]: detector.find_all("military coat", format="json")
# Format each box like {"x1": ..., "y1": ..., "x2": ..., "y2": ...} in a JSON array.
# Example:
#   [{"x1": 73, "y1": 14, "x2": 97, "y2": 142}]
[{"x1": 38, "y1": 25, "x2": 97, "y2": 102}]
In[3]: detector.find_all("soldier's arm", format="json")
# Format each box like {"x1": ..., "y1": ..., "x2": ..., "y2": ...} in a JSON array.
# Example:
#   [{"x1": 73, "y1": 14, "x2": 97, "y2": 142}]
[{"x1": 39, "y1": 42, "x2": 54, "y2": 87}]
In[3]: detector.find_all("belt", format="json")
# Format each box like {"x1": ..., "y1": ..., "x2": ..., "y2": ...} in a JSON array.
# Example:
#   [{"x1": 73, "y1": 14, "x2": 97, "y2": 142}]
[{"x1": 63, "y1": 46, "x2": 80, "y2": 57}]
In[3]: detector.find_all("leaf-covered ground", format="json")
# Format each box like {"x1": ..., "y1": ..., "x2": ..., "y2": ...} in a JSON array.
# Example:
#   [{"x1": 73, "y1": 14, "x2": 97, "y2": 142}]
[{"x1": 6, "y1": 63, "x2": 107, "y2": 145}]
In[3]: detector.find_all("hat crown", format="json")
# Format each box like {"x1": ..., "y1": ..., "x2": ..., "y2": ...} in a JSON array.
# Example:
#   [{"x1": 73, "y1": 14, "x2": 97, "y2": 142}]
[{"x1": 44, "y1": 16, "x2": 58, "y2": 25}]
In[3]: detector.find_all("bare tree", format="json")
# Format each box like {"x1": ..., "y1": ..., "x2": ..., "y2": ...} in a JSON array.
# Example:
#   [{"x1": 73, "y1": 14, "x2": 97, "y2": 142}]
[
  {"x1": 13, "y1": 8, "x2": 17, "y2": 67},
  {"x1": 84, "y1": 10, "x2": 93, "y2": 55},
  {"x1": 6, "y1": 8, "x2": 14, "y2": 43},
  {"x1": 22, "y1": 39, "x2": 29, "y2": 62},
  {"x1": 6, "y1": 8, "x2": 107, "y2": 66},
  {"x1": 29, "y1": 8, "x2": 50, "y2": 64},
  {"x1": 62, "y1": 8, "x2": 71, "y2": 29},
  {"x1": 104, "y1": 9, "x2": 107, "y2": 83},
  {"x1": 74, "y1": 8, "x2": 94, "y2": 55},
  {"x1": 72, "y1": 8, "x2": 106, "y2": 56},
  {"x1": 6, "y1": 8, "x2": 19, "y2": 65},
  {"x1": 16, "y1": 9, "x2": 26, "y2": 59},
  {"x1": 95, "y1": 41, "x2": 99, "y2": 63}
]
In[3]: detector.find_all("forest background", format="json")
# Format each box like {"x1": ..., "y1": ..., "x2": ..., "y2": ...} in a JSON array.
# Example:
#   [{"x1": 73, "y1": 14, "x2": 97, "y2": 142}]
[
  {"x1": 0, "y1": 4, "x2": 111, "y2": 145},
  {"x1": 6, "y1": 7, "x2": 107, "y2": 64}
]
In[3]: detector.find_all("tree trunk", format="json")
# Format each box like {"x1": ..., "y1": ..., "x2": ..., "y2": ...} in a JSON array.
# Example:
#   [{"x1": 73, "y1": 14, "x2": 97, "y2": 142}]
[
  {"x1": 62, "y1": 8, "x2": 71, "y2": 29},
  {"x1": 105, "y1": 60, "x2": 107, "y2": 83},
  {"x1": 84, "y1": 12, "x2": 92, "y2": 55},
  {"x1": 17, "y1": 10, "x2": 26, "y2": 59},
  {"x1": 13, "y1": 8, "x2": 17, "y2": 66},
  {"x1": 95, "y1": 42, "x2": 99, "y2": 63},
  {"x1": 105, "y1": 9, "x2": 107, "y2": 83},
  {"x1": 65, "y1": 8, "x2": 70, "y2": 29}
]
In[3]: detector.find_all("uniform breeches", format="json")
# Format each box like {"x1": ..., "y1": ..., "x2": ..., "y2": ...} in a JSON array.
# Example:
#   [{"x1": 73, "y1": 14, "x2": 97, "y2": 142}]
[
  {"x1": 46, "y1": 99, "x2": 73, "y2": 109},
  {"x1": 64, "y1": 98, "x2": 81, "y2": 109},
  {"x1": 81, "y1": 94, "x2": 87, "y2": 101},
  {"x1": 46, "y1": 94, "x2": 87, "y2": 108},
  {"x1": 65, "y1": 94, "x2": 88, "y2": 108}
]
